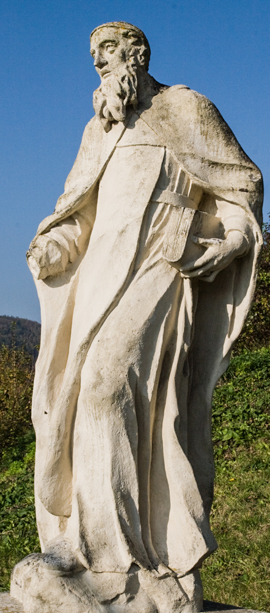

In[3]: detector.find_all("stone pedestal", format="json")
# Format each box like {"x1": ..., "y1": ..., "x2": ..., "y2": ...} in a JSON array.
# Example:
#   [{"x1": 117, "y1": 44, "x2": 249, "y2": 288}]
[
  {"x1": 0, "y1": 593, "x2": 24, "y2": 613},
  {"x1": 9, "y1": 552, "x2": 205, "y2": 613},
  {"x1": 0, "y1": 593, "x2": 267, "y2": 613}
]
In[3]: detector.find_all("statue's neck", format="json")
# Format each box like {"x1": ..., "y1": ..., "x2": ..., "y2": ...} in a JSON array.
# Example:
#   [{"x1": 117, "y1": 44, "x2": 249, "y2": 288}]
[{"x1": 136, "y1": 71, "x2": 167, "y2": 111}]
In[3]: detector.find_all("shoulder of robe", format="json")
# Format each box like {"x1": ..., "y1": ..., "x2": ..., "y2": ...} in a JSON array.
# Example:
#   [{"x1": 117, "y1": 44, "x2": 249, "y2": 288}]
[
  {"x1": 63, "y1": 115, "x2": 104, "y2": 194},
  {"x1": 149, "y1": 84, "x2": 260, "y2": 168},
  {"x1": 144, "y1": 84, "x2": 263, "y2": 224}
]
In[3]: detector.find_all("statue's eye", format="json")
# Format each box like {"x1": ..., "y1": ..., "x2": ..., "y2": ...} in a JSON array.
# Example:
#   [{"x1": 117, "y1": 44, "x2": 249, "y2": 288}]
[{"x1": 105, "y1": 43, "x2": 117, "y2": 53}]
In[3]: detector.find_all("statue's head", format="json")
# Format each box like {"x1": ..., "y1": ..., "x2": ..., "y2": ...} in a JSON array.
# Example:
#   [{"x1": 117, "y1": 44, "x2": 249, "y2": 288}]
[
  {"x1": 90, "y1": 22, "x2": 151, "y2": 131},
  {"x1": 90, "y1": 22, "x2": 150, "y2": 74}
]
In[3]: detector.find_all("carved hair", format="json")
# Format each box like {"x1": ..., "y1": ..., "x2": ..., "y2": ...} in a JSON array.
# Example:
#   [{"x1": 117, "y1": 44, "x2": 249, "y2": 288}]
[{"x1": 90, "y1": 22, "x2": 151, "y2": 71}]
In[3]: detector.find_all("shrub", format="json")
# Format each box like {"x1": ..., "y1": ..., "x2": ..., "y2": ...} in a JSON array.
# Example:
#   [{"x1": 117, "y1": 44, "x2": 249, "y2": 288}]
[
  {"x1": 236, "y1": 217, "x2": 270, "y2": 352},
  {"x1": 0, "y1": 341, "x2": 34, "y2": 459},
  {"x1": 212, "y1": 347, "x2": 270, "y2": 458}
]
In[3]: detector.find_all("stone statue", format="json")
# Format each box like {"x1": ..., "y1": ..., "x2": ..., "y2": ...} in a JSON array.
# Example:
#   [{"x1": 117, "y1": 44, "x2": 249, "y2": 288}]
[{"x1": 11, "y1": 22, "x2": 263, "y2": 613}]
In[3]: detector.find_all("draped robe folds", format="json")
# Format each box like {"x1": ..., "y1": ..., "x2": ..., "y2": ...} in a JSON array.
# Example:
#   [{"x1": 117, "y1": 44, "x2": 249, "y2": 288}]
[{"x1": 30, "y1": 85, "x2": 263, "y2": 577}]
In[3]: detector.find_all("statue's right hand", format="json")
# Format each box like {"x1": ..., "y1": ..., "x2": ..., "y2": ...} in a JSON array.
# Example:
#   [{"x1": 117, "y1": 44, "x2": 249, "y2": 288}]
[{"x1": 26, "y1": 235, "x2": 69, "y2": 280}]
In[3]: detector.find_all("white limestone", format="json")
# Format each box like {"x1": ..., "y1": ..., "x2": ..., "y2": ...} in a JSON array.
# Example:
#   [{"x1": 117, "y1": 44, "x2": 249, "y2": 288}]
[
  {"x1": 1, "y1": 593, "x2": 268, "y2": 613},
  {"x1": 11, "y1": 21, "x2": 263, "y2": 613}
]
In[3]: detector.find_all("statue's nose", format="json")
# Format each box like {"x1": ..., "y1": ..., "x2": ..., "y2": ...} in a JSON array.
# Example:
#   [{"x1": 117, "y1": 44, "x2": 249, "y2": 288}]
[{"x1": 94, "y1": 52, "x2": 107, "y2": 69}]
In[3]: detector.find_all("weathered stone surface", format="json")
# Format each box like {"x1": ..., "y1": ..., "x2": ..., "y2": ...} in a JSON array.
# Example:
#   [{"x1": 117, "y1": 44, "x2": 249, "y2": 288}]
[
  {"x1": 0, "y1": 594, "x2": 24, "y2": 613},
  {"x1": 0, "y1": 594, "x2": 267, "y2": 613},
  {"x1": 13, "y1": 19, "x2": 263, "y2": 613}
]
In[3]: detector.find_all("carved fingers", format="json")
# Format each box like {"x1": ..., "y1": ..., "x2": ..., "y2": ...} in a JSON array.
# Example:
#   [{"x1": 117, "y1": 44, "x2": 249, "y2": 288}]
[
  {"x1": 26, "y1": 235, "x2": 69, "y2": 280},
  {"x1": 179, "y1": 230, "x2": 249, "y2": 282}
]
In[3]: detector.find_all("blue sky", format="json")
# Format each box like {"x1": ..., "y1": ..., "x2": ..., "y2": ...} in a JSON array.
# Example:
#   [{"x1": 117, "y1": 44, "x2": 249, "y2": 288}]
[{"x1": 1, "y1": 0, "x2": 269, "y2": 322}]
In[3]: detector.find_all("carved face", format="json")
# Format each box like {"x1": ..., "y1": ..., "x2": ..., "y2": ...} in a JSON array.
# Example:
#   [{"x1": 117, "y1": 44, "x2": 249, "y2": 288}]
[
  {"x1": 91, "y1": 26, "x2": 142, "y2": 131},
  {"x1": 90, "y1": 27, "x2": 130, "y2": 77}
]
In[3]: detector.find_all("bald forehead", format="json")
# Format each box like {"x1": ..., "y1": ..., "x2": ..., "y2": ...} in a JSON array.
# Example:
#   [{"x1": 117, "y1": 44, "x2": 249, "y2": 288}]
[{"x1": 91, "y1": 27, "x2": 123, "y2": 49}]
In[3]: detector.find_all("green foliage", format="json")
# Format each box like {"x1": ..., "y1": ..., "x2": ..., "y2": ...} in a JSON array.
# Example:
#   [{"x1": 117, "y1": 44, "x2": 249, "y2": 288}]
[
  {"x1": 212, "y1": 347, "x2": 270, "y2": 458},
  {"x1": 201, "y1": 346, "x2": 270, "y2": 610},
  {"x1": 0, "y1": 333, "x2": 40, "y2": 591},
  {"x1": 0, "y1": 432, "x2": 39, "y2": 591},
  {"x1": 0, "y1": 316, "x2": 40, "y2": 358},
  {"x1": 0, "y1": 341, "x2": 34, "y2": 458},
  {"x1": 201, "y1": 443, "x2": 270, "y2": 612},
  {"x1": 236, "y1": 218, "x2": 270, "y2": 352}
]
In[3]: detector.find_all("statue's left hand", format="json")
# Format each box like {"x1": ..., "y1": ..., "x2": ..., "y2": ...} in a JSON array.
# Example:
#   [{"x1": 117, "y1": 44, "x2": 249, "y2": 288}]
[
  {"x1": 179, "y1": 230, "x2": 249, "y2": 282},
  {"x1": 27, "y1": 235, "x2": 69, "y2": 280}
]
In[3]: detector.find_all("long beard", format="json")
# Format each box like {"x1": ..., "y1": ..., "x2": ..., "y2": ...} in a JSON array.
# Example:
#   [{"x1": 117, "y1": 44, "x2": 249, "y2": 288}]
[{"x1": 93, "y1": 64, "x2": 138, "y2": 132}]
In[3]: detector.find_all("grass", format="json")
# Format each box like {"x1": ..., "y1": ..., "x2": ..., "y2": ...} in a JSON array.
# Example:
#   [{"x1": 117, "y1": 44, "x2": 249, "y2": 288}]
[
  {"x1": 201, "y1": 442, "x2": 270, "y2": 611},
  {"x1": 0, "y1": 431, "x2": 39, "y2": 591},
  {"x1": 211, "y1": 347, "x2": 270, "y2": 457},
  {"x1": 201, "y1": 347, "x2": 270, "y2": 611},
  {"x1": 0, "y1": 348, "x2": 269, "y2": 610}
]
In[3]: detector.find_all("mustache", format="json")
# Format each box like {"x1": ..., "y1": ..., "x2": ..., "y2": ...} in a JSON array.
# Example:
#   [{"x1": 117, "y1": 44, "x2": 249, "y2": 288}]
[{"x1": 93, "y1": 65, "x2": 138, "y2": 132}]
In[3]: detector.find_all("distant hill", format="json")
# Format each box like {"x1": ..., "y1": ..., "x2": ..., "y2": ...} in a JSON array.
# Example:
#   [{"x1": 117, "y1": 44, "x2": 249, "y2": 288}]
[{"x1": 0, "y1": 316, "x2": 40, "y2": 357}]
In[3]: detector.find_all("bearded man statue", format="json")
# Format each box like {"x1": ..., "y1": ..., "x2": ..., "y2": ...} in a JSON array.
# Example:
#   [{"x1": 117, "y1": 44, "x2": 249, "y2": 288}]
[{"x1": 11, "y1": 22, "x2": 263, "y2": 613}]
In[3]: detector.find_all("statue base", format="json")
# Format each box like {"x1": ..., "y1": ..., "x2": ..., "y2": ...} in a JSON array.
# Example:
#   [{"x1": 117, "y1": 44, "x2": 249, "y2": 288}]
[
  {"x1": 10, "y1": 553, "x2": 204, "y2": 613},
  {"x1": 1, "y1": 593, "x2": 267, "y2": 613}
]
